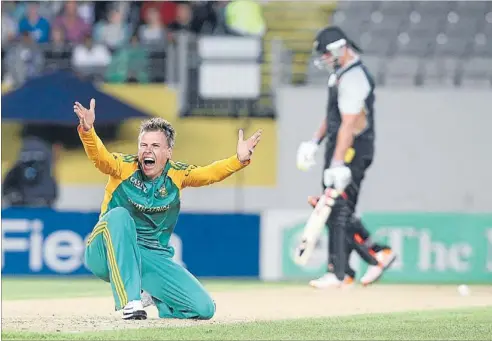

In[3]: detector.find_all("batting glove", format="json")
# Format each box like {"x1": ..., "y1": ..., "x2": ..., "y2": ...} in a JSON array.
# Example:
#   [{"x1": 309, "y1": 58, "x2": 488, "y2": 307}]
[
  {"x1": 323, "y1": 164, "x2": 352, "y2": 192},
  {"x1": 296, "y1": 140, "x2": 319, "y2": 171}
]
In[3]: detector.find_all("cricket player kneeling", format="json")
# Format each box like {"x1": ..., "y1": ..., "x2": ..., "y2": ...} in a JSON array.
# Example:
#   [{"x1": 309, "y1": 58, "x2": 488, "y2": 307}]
[{"x1": 74, "y1": 99, "x2": 262, "y2": 320}]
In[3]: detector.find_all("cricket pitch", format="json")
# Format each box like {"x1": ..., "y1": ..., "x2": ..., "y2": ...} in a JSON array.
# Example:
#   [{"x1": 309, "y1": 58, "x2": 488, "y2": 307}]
[{"x1": 3, "y1": 285, "x2": 492, "y2": 333}]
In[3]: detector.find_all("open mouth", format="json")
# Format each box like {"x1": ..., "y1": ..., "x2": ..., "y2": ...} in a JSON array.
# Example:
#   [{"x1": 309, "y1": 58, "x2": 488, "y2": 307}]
[{"x1": 142, "y1": 157, "x2": 156, "y2": 170}]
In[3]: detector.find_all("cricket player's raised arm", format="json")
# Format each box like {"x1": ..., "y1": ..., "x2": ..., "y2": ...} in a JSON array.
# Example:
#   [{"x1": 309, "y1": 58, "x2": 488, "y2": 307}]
[
  {"x1": 78, "y1": 126, "x2": 123, "y2": 177},
  {"x1": 74, "y1": 99, "x2": 123, "y2": 178},
  {"x1": 332, "y1": 69, "x2": 371, "y2": 165},
  {"x1": 172, "y1": 128, "x2": 262, "y2": 188},
  {"x1": 179, "y1": 156, "x2": 249, "y2": 188}
]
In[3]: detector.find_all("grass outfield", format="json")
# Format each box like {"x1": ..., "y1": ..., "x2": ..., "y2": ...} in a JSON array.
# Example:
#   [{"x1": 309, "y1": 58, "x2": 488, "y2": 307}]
[
  {"x1": 3, "y1": 308, "x2": 492, "y2": 340},
  {"x1": 1, "y1": 277, "x2": 303, "y2": 300}
]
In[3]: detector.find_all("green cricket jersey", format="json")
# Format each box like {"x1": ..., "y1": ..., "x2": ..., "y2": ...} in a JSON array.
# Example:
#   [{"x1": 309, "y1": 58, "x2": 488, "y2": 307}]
[{"x1": 78, "y1": 126, "x2": 249, "y2": 251}]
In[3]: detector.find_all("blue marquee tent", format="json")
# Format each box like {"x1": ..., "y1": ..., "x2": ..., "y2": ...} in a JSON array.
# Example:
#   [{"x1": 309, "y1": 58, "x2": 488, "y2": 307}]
[{"x1": 2, "y1": 71, "x2": 150, "y2": 125}]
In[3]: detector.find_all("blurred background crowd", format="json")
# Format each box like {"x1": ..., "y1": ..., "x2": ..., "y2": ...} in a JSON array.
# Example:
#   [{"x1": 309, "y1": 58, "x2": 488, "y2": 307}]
[
  {"x1": 3, "y1": 0, "x2": 492, "y2": 92},
  {"x1": 1, "y1": 0, "x2": 266, "y2": 87}
]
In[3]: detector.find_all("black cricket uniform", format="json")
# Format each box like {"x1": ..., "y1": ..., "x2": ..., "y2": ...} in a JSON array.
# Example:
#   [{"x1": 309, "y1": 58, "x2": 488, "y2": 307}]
[
  {"x1": 323, "y1": 59, "x2": 375, "y2": 193},
  {"x1": 322, "y1": 57, "x2": 384, "y2": 280}
]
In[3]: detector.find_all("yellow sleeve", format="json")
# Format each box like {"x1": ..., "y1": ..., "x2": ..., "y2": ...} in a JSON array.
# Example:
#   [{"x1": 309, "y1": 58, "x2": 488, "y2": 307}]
[
  {"x1": 169, "y1": 155, "x2": 250, "y2": 189},
  {"x1": 78, "y1": 125, "x2": 128, "y2": 178}
]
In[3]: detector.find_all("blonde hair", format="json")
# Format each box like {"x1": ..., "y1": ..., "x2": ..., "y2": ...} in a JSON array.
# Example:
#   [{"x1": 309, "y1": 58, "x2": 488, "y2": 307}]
[{"x1": 139, "y1": 117, "x2": 176, "y2": 148}]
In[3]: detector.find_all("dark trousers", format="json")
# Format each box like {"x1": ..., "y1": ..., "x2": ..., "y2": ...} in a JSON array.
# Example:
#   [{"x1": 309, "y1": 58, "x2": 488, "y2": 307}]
[{"x1": 322, "y1": 138, "x2": 380, "y2": 280}]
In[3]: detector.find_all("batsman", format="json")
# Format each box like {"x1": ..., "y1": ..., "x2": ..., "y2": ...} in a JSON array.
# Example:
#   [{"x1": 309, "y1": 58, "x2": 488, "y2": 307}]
[
  {"x1": 74, "y1": 99, "x2": 262, "y2": 320},
  {"x1": 297, "y1": 26, "x2": 396, "y2": 288}
]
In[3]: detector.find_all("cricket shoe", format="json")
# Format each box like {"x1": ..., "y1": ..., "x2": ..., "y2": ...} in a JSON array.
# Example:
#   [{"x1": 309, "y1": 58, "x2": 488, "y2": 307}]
[
  {"x1": 309, "y1": 273, "x2": 354, "y2": 289},
  {"x1": 360, "y1": 248, "x2": 397, "y2": 286},
  {"x1": 141, "y1": 290, "x2": 155, "y2": 308},
  {"x1": 122, "y1": 300, "x2": 147, "y2": 320}
]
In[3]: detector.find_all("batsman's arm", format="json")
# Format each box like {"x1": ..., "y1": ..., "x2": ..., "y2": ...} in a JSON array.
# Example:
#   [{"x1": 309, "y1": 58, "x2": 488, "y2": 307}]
[
  {"x1": 78, "y1": 125, "x2": 123, "y2": 178},
  {"x1": 313, "y1": 118, "x2": 327, "y2": 145},
  {"x1": 170, "y1": 155, "x2": 250, "y2": 189},
  {"x1": 332, "y1": 117, "x2": 357, "y2": 164}
]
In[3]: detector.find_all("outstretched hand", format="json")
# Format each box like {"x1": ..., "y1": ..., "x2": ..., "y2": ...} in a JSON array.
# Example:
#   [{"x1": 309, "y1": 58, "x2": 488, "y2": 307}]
[
  {"x1": 237, "y1": 128, "x2": 262, "y2": 163},
  {"x1": 74, "y1": 98, "x2": 96, "y2": 131}
]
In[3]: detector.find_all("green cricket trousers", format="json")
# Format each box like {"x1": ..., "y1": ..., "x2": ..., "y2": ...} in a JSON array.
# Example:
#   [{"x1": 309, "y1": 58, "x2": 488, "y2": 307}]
[{"x1": 84, "y1": 207, "x2": 215, "y2": 320}]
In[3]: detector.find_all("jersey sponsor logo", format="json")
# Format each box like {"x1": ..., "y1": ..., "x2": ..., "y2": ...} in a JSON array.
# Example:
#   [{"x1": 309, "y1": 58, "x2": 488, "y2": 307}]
[
  {"x1": 130, "y1": 176, "x2": 149, "y2": 194},
  {"x1": 128, "y1": 198, "x2": 169, "y2": 213}
]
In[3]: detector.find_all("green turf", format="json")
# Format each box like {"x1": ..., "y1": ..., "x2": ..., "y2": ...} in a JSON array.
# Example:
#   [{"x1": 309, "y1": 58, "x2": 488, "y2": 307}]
[
  {"x1": 1, "y1": 278, "x2": 303, "y2": 300},
  {"x1": 3, "y1": 307, "x2": 492, "y2": 340},
  {"x1": 2, "y1": 278, "x2": 110, "y2": 300}
]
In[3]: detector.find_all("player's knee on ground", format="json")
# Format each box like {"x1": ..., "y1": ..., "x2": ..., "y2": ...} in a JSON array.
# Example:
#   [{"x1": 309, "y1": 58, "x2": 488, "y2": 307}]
[{"x1": 193, "y1": 297, "x2": 216, "y2": 320}]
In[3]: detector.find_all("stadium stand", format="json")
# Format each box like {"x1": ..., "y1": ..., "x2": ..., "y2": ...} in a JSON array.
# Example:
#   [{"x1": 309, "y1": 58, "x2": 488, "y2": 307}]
[
  {"x1": 4, "y1": 1, "x2": 490, "y2": 91},
  {"x1": 308, "y1": 0, "x2": 492, "y2": 87},
  {"x1": 1, "y1": 0, "x2": 491, "y2": 191}
]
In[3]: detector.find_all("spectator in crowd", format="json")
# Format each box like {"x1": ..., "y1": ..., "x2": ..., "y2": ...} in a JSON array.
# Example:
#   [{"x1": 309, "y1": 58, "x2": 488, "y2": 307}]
[
  {"x1": 138, "y1": 6, "x2": 168, "y2": 45},
  {"x1": 112, "y1": 0, "x2": 142, "y2": 32},
  {"x1": 53, "y1": 1, "x2": 91, "y2": 45},
  {"x1": 93, "y1": 6, "x2": 130, "y2": 50},
  {"x1": 2, "y1": 7, "x2": 18, "y2": 46},
  {"x1": 38, "y1": 1, "x2": 64, "y2": 22},
  {"x1": 3, "y1": 1, "x2": 27, "y2": 23},
  {"x1": 168, "y1": 2, "x2": 198, "y2": 33},
  {"x1": 50, "y1": 26, "x2": 67, "y2": 51},
  {"x1": 18, "y1": 2, "x2": 51, "y2": 43},
  {"x1": 72, "y1": 33, "x2": 112, "y2": 70},
  {"x1": 14, "y1": 1, "x2": 64, "y2": 22},
  {"x1": 5, "y1": 31, "x2": 45, "y2": 88},
  {"x1": 213, "y1": 1, "x2": 231, "y2": 34},
  {"x1": 141, "y1": 1, "x2": 177, "y2": 27},
  {"x1": 44, "y1": 26, "x2": 71, "y2": 72},
  {"x1": 224, "y1": 0, "x2": 266, "y2": 37},
  {"x1": 166, "y1": 1, "x2": 217, "y2": 35},
  {"x1": 105, "y1": 34, "x2": 149, "y2": 84},
  {"x1": 190, "y1": 1, "x2": 219, "y2": 34},
  {"x1": 77, "y1": 1, "x2": 96, "y2": 25}
]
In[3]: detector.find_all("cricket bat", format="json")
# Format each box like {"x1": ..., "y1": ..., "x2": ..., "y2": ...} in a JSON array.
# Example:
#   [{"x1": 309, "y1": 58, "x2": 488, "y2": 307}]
[{"x1": 294, "y1": 188, "x2": 340, "y2": 266}]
